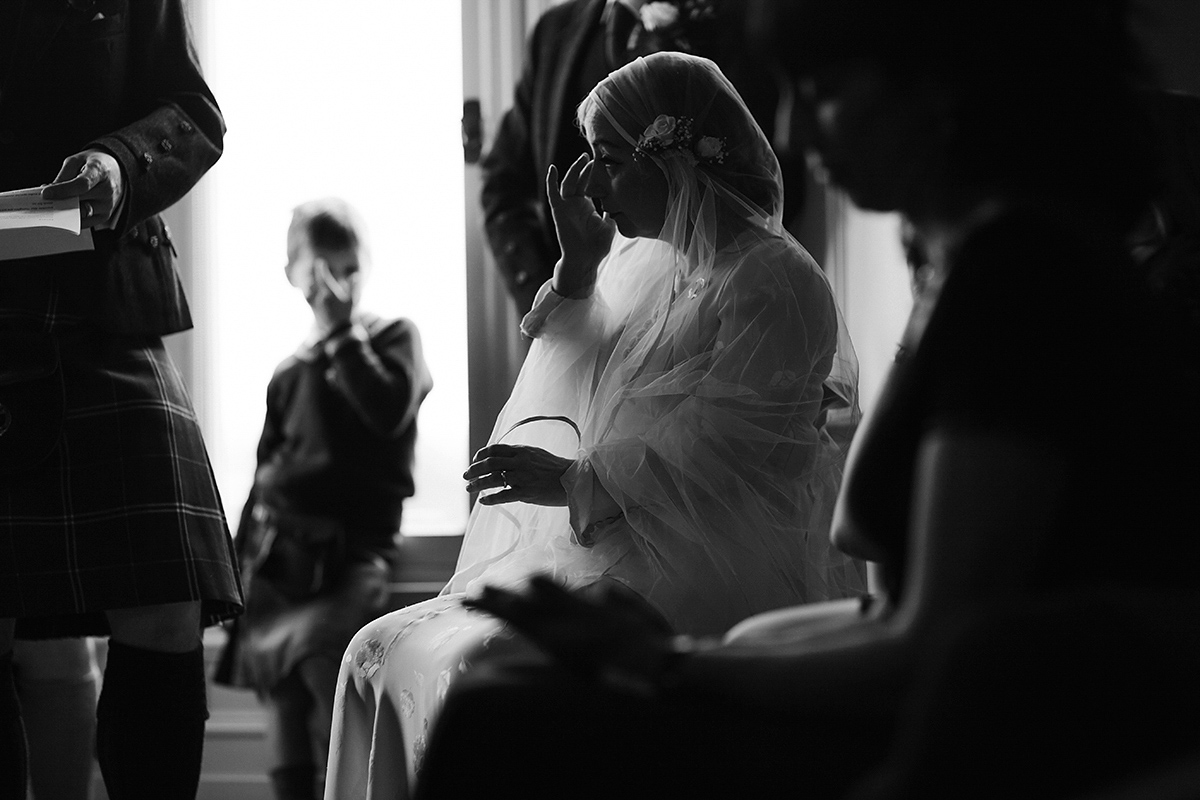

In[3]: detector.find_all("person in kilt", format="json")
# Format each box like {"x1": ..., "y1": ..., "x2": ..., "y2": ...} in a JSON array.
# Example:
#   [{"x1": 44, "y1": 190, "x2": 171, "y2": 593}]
[{"x1": 0, "y1": 2, "x2": 243, "y2": 797}]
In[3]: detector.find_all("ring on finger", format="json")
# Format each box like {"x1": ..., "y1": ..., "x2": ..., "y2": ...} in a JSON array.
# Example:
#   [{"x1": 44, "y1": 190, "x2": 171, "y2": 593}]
[
  {"x1": 501, "y1": 470, "x2": 510, "y2": 489},
  {"x1": 82, "y1": 201, "x2": 92, "y2": 218}
]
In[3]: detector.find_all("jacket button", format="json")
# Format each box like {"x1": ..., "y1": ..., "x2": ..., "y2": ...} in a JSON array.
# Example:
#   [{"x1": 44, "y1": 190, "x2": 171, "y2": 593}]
[
  {"x1": 160, "y1": 138, "x2": 174, "y2": 152},
  {"x1": 142, "y1": 152, "x2": 154, "y2": 167},
  {"x1": 515, "y1": 270, "x2": 530, "y2": 286},
  {"x1": 149, "y1": 235, "x2": 160, "y2": 248},
  {"x1": 178, "y1": 121, "x2": 194, "y2": 133}
]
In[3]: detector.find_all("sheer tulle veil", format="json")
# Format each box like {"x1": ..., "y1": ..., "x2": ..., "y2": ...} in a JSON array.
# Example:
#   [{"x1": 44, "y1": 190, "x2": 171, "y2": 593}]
[{"x1": 447, "y1": 53, "x2": 863, "y2": 634}]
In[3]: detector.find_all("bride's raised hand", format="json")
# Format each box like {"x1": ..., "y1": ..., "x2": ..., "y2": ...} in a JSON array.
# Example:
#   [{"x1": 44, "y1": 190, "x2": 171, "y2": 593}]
[{"x1": 547, "y1": 154, "x2": 615, "y2": 297}]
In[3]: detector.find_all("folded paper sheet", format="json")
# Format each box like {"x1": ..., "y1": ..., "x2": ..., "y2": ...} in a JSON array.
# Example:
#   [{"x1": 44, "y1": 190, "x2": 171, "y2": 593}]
[{"x1": 0, "y1": 187, "x2": 94, "y2": 261}]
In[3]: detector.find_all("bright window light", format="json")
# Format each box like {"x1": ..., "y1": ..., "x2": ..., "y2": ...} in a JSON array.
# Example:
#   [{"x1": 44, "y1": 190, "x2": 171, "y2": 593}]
[{"x1": 196, "y1": 0, "x2": 468, "y2": 535}]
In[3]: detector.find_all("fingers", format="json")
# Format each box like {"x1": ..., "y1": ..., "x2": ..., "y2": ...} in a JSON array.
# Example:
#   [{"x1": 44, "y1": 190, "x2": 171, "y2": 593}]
[
  {"x1": 545, "y1": 154, "x2": 592, "y2": 210},
  {"x1": 559, "y1": 153, "x2": 590, "y2": 198},
  {"x1": 463, "y1": 447, "x2": 523, "y2": 497},
  {"x1": 462, "y1": 584, "x2": 527, "y2": 619},
  {"x1": 464, "y1": 577, "x2": 571, "y2": 623},
  {"x1": 42, "y1": 156, "x2": 104, "y2": 200},
  {"x1": 42, "y1": 154, "x2": 117, "y2": 230},
  {"x1": 470, "y1": 443, "x2": 522, "y2": 461},
  {"x1": 546, "y1": 164, "x2": 562, "y2": 209},
  {"x1": 313, "y1": 258, "x2": 350, "y2": 302},
  {"x1": 599, "y1": 583, "x2": 674, "y2": 634},
  {"x1": 462, "y1": 450, "x2": 520, "y2": 481},
  {"x1": 529, "y1": 573, "x2": 577, "y2": 603},
  {"x1": 45, "y1": 154, "x2": 88, "y2": 193}
]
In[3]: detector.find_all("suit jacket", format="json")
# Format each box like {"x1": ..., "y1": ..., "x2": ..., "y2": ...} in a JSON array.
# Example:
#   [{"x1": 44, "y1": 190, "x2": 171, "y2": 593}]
[
  {"x1": 480, "y1": 0, "x2": 609, "y2": 317},
  {"x1": 0, "y1": 0, "x2": 224, "y2": 337}
]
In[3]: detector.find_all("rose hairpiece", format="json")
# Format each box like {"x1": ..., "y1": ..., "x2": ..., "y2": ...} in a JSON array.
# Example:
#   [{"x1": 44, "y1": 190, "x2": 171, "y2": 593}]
[
  {"x1": 639, "y1": 1, "x2": 718, "y2": 33},
  {"x1": 635, "y1": 114, "x2": 728, "y2": 166}
]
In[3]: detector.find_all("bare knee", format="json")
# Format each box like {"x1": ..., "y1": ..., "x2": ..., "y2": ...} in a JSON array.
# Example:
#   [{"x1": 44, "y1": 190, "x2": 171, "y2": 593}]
[
  {"x1": 107, "y1": 601, "x2": 202, "y2": 652},
  {"x1": 12, "y1": 638, "x2": 100, "y2": 682}
]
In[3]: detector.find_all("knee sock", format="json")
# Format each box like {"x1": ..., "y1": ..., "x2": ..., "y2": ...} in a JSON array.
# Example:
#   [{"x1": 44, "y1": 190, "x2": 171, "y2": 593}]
[
  {"x1": 0, "y1": 651, "x2": 29, "y2": 800},
  {"x1": 96, "y1": 641, "x2": 208, "y2": 800}
]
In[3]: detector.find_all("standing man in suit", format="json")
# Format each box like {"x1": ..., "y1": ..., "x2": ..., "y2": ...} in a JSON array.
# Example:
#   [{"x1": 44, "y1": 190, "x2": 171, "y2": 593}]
[
  {"x1": 482, "y1": 0, "x2": 802, "y2": 317},
  {"x1": 0, "y1": 2, "x2": 242, "y2": 798}
]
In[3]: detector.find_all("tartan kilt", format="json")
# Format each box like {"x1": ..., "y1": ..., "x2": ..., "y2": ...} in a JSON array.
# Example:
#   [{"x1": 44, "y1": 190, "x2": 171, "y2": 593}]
[{"x1": 1, "y1": 331, "x2": 244, "y2": 637}]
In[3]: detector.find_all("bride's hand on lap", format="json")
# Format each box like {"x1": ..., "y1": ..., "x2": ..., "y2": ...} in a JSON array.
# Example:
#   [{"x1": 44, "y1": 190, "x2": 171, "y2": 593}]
[
  {"x1": 463, "y1": 574, "x2": 674, "y2": 684},
  {"x1": 547, "y1": 155, "x2": 615, "y2": 297},
  {"x1": 464, "y1": 444, "x2": 573, "y2": 506}
]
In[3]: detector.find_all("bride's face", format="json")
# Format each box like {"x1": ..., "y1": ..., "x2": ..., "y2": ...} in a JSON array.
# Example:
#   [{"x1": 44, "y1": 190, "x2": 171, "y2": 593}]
[{"x1": 583, "y1": 114, "x2": 669, "y2": 240}]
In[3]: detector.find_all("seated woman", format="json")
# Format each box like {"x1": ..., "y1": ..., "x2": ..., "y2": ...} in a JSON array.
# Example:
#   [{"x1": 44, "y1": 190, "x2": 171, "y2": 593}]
[
  {"x1": 324, "y1": 51, "x2": 863, "y2": 797},
  {"x1": 412, "y1": 2, "x2": 1200, "y2": 799}
]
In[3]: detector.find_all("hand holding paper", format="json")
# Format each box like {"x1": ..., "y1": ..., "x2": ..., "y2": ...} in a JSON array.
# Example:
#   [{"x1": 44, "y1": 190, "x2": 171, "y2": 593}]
[
  {"x1": 41, "y1": 149, "x2": 125, "y2": 230},
  {"x1": 0, "y1": 187, "x2": 94, "y2": 262}
]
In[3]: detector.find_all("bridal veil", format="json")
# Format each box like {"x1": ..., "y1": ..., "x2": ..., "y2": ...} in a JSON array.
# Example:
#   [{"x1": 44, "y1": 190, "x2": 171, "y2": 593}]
[{"x1": 448, "y1": 52, "x2": 863, "y2": 634}]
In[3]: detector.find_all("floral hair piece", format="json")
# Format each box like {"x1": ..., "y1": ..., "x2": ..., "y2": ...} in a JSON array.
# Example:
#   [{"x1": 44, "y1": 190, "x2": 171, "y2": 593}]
[{"x1": 635, "y1": 114, "x2": 728, "y2": 166}]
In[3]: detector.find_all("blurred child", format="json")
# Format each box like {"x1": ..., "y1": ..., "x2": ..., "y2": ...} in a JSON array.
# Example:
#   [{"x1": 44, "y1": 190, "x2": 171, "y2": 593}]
[{"x1": 214, "y1": 198, "x2": 432, "y2": 800}]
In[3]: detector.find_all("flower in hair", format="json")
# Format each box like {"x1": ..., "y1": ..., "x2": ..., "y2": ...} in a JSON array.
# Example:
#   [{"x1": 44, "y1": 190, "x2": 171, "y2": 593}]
[
  {"x1": 694, "y1": 136, "x2": 727, "y2": 163},
  {"x1": 639, "y1": 114, "x2": 683, "y2": 149},
  {"x1": 639, "y1": 2, "x2": 680, "y2": 31},
  {"x1": 636, "y1": 114, "x2": 727, "y2": 166}
]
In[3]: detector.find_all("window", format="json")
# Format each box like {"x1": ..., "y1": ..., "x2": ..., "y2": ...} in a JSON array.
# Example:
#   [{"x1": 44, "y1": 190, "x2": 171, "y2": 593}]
[{"x1": 192, "y1": 0, "x2": 469, "y2": 535}]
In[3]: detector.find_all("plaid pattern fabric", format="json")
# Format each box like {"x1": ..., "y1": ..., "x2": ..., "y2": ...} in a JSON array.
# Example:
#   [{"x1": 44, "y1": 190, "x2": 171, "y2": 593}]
[{"x1": 1, "y1": 326, "x2": 243, "y2": 637}]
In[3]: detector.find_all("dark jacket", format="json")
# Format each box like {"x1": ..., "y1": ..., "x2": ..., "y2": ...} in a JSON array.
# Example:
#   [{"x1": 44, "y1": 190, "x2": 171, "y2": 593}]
[
  {"x1": 480, "y1": 0, "x2": 609, "y2": 316},
  {"x1": 0, "y1": 0, "x2": 224, "y2": 336}
]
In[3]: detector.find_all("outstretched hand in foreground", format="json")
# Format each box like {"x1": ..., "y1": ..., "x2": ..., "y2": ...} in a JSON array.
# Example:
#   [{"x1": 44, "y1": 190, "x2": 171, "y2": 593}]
[{"x1": 463, "y1": 574, "x2": 676, "y2": 688}]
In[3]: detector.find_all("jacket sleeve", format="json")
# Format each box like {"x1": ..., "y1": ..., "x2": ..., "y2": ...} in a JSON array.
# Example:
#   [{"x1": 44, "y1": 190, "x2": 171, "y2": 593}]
[
  {"x1": 90, "y1": 0, "x2": 224, "y2": 235},
  {"x1": 323, "y1": 318, "x2": 434, "y2": 439},
  {"x1": 479, "y1": 14, "x2": 557, "y2": 311}
]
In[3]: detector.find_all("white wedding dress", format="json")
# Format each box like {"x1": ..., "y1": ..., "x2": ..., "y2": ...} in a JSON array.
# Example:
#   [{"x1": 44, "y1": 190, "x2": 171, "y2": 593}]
[{"x1": 324, "y1": 52, "x2": 864, "y2": 799}]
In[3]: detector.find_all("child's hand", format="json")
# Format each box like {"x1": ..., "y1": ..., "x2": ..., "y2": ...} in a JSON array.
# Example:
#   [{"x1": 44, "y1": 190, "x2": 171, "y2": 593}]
[{"x1": 310, "y1": 257, "x2": 354, "y2": 336}]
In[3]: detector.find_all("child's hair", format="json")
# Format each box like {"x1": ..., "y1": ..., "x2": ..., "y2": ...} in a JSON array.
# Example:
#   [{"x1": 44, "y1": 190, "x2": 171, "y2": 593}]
[{"x1": 288, "y1": 197, "x2": 364, "y2": 257}]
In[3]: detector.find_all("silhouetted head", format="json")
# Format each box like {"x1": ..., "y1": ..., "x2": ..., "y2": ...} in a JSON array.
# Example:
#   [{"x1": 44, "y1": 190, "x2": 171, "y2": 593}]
[{"x1": 747, "y1": 0, "x2": 1157, "y2": 230}]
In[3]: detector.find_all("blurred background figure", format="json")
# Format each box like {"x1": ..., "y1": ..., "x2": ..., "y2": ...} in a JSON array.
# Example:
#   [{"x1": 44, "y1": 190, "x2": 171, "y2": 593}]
[
  {"x1": 482, "y1": 0, "x2": 806, "y2": 317},
  {"x1": 214, "y1": 198, "x2": 432, "y2": 800}
]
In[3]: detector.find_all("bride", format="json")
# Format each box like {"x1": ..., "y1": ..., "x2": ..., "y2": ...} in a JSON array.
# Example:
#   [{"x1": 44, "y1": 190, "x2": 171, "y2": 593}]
[{"x1": 325, "y1": 52, "x2": 863, "y2": 797}]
